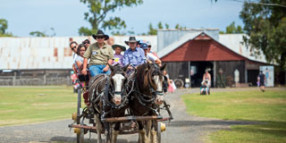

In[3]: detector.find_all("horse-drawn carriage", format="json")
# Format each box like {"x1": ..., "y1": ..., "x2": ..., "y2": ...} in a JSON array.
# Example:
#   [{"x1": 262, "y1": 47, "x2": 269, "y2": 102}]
[{"x1": 68, "y1": 63, "x2": 173, "y2": 143}]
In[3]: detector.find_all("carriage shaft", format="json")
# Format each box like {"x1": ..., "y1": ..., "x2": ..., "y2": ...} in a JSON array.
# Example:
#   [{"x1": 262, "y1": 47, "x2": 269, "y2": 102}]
[{"x1": 102, "y1": 116, "x2": 162, "y2": 122}]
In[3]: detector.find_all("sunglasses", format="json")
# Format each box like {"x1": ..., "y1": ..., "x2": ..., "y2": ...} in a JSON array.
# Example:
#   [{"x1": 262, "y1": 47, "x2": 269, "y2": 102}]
[
  {"x1": 71, "y1": 46, "x2": 77, "y2": 50},
  {"x1": 97, "y1": 36, "x2": 104, "y2": 39},
  {"x1": 80, "y1": 50, "x2": 86, "y2": 51}
]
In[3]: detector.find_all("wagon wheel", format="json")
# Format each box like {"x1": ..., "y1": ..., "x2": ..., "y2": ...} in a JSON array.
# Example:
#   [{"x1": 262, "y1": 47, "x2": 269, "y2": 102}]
[
  {"x1": 76, "y1": 89, "x2": 84, "y2": 143},
  {"x1": 174, "y1": 79, "x2": 184, "y2": 88}
]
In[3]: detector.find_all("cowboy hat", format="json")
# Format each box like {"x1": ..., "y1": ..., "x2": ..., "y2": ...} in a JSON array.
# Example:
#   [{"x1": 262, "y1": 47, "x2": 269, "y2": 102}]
[
  {"x1": 92, "y1": 30, "x2": 109, "y2": 40},
  {"x1": 112, "y1": 44, "x2": 126, "y2": 51},
  {"x1": 125, "y1": 36, "x2": 139, "y2": 45}
]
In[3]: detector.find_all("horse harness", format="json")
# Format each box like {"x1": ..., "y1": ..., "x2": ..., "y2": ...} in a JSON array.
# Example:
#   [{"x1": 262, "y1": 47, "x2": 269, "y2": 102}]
[{"x1": 132, "y1": 68, "x2": 164, "y2": 116}]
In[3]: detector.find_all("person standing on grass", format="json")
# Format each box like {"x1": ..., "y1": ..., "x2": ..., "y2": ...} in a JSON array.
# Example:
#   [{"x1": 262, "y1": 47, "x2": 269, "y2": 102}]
[
  {"x1": 202, "y1": 68, "x2": 211, "y2": 94},
  {"x1": 259, "y1": 71, "x2": 266, "y2": 92},
  {"x1": 203, "y1": 68, "x2": 211, "y2": 87}
]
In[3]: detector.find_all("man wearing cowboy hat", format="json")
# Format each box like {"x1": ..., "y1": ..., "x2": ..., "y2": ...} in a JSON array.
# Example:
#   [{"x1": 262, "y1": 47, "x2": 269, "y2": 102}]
[
  {"x1": 112, "y1": 44, "x2": 126, "y2": 67},
  {"x1": 123, "y1": 36, "x2": 146, "y2": 67},
  {"x1": 82, "y1": 30, "x2": 114, "y2": 77}
]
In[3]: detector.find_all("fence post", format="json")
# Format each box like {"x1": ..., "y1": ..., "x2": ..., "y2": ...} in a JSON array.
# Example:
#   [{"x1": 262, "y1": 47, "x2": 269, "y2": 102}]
[
  {"x1": 43, "y1": 74, "x2": 47, "y2": 85},
  {"x1": 66, "y1": 76, "x2": 68, "y2": 85},
  {"x1": 12, "y1": 76, "x2": 16, "y2": 86},
  {"x1": 12, "y1": 72, "x2": 16, "y2": 86}
]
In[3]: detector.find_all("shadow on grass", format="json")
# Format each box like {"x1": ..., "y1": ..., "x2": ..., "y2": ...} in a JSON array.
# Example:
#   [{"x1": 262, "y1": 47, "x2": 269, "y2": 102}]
[
  {"x1": 228, "y1": 120, "x2": 286, "y2": 137},
  {"x1": 168, "y1": 119, "x2": 256, "y2": 127},
  {"x1": 170, "y1": 119, "x2": 286, "y2": 141},
  {"x1": 209, "y1": 120, "x2": 286, "y2": 143}
]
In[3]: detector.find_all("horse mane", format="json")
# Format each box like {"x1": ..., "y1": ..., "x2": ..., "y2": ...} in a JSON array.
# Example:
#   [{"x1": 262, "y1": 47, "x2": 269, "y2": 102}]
[
  {"x1": 88, "y1": 74, "x2": 108, "y2": 95},
  {"x1": 110, "y1": 64, "x2": 124, "y2": 76},
  {"x1": 136, "y1": 63, "x2": 157, "y2": 92}
]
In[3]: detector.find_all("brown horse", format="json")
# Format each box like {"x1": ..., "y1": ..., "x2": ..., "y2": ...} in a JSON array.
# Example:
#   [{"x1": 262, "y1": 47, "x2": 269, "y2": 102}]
[
  {"x1": 129, "y1": 63, "x2": 166, "y2": 143},
  {"x1": 88, "y1": 64, "x2": 129, "y2": 143}
]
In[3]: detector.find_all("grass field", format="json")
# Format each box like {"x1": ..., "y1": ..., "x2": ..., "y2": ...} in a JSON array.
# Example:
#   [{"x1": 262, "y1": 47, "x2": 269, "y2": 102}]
[
  {"x1": 0, "y1": 86, "x2": 79, "y2": 126},
  {"x1": 182, "y1": 88, "x2": 286, "y2": 143}
]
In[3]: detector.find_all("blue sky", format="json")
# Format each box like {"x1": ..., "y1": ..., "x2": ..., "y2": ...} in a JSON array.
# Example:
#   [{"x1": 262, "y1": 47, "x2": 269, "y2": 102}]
[{"x1": 0, "y1": 0, "x2": 244, "y2": 37}]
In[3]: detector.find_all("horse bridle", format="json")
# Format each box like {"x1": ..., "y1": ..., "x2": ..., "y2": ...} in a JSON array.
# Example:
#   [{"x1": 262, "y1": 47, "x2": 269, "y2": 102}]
[
  {"x1": 103, "y1": 72, "x2": 130, "y2": 109},
  {"x1": 151, "y1": 67, "x2": 165, "y2": 96},
  {"x1": 133, "y1": 66, "x2": 165, "y2": 116}
]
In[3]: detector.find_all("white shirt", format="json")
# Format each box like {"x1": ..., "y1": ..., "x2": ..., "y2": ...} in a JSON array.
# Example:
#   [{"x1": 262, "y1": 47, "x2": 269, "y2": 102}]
[
  {"x1": 73, "y1": 53, "x2": 78, "y2": 63},
  {"x1": 146, "y1": 53, "x2": 158, "y2": 62},
  {"x1": 75, "y1": 56, "x2": 84, "y2": 74}
]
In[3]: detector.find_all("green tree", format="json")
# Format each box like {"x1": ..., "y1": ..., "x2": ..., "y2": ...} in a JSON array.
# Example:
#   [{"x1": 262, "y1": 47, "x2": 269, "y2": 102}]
[
  {"x1": 29, "y1": 31, "x2": 47, "y2": 37},
  {"x1": 240, "y1": 0, "x2": 286, "y2": 83},
  {"x1": 148, "y1": 23, "x2": 157, "y2": 35},
  {"x1": 221, "y1": 21, "x2": 244, "y2": 34},
  {"x1": 0, "y1": 19, "x2": 8, "y2": 34},
  {"x1": 158, "y1": 22, "x2": 163, "y2": 29},
  {"x1": 79, "y1": 0, "x2": 143, "y2": 36},
  {"x1": 29, "y1": 27, "x2": 56, "y2": 37},
  {"x1": 175, "y1": 24, "x2": 186, "y2": 30},
  {"x1": 175, "y1": 24, "x2": 180, "y2": 29},
  {"x1": 0, "y1": 18, "x2": 13, "y2": 37},
  {"x1": 146, "y1": 22, "x2": 185, "y2": 35},
  {"x1": 165, "y1": 23, "x2": 169, "y2": 29}
]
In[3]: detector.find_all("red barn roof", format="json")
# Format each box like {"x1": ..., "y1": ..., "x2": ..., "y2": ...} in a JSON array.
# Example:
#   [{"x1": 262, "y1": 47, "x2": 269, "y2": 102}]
[{"x1": 159, "y1": 32, "x2": 247, "y2": 62}]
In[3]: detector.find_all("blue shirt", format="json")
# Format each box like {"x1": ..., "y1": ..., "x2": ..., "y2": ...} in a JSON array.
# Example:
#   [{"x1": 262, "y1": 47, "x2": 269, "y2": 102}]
[{"x1": 123, "y1": 47, "x2": 146, "y2": 66}]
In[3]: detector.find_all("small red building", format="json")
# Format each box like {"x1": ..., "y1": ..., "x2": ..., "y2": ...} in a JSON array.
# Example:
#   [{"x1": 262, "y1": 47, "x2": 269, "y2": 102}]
[{"x1": 157, "y1": 30, "x2": 268, "y2": 87}]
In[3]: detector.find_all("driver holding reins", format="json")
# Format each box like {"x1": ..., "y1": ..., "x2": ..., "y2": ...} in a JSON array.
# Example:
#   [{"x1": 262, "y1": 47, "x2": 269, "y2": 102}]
[
  {"x1": 81, "y1": 30, "x2": 114, "y2": 77},
  {"x1": 81, "y1": 30, "x2": 114, "y2": 105},
  {"x1": 123, "y1": 36, "x2": 146, "y2": 73}
]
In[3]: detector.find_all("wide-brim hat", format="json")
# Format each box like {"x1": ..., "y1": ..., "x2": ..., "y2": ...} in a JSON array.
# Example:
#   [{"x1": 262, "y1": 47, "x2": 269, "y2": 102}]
[
  {"x1": 112, "y1": 44, "x2": 126, "y2": 51},
  {"x1": 125, "y1": 36, "x2": 139, "y2": 45},
  {"x1": 92, "y1": 30, "x2": 109, "y2": 40}
]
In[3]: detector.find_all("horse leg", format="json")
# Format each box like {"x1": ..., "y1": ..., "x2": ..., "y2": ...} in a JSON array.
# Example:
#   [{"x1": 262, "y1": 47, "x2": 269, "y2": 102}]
[
  {"x1": 144, "y1": 120, "x2": 152, "y2": 143},
  {"x1": 151, "y1": 121, "x2": 158, "y2": 143},
  {"x1": 95, "y1": 114, "x2": 102, "y2": 143},
  {"x1": 138, "y1": 121, "x2": 145, "y2": 143},
  {"x1": 111, "y1": 122, "x2": 120, "y2": 143},
  {"x1": 138, "y1": 120, "x2": 152, "y2": 143},
  {"x1": 104, "y1": 122, "x2": 111, "y2": 143}
]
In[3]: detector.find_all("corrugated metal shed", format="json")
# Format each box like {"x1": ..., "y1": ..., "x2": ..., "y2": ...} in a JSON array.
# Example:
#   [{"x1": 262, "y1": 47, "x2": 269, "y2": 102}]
[
  {"x1": 157, "y1": 29, "x2": 219, "y2": 51},
  {"x1": 218, "y1": 34, "x2": 267, "y2": 63},
  {"x1": 0, "y1": 36, "x2": 157, "y2": 70}
]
